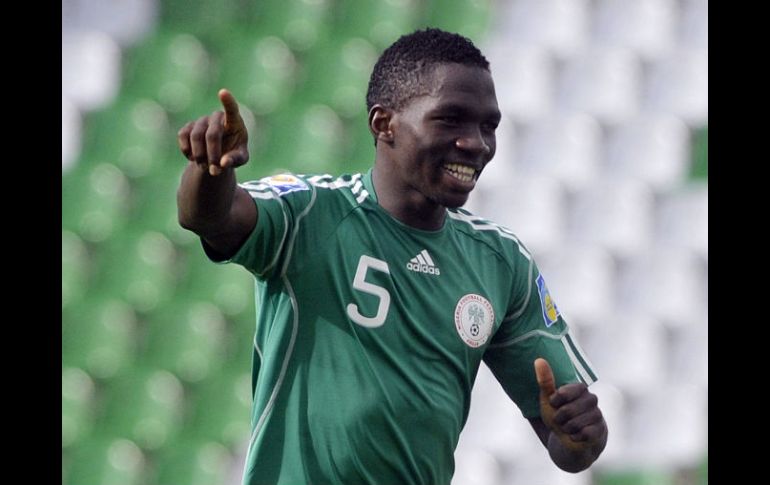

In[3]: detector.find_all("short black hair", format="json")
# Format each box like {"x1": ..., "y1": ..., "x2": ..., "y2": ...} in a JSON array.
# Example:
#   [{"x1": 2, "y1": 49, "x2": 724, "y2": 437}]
[{"x1": 366, "y1": 28, "x2": 490, "y2": 113}]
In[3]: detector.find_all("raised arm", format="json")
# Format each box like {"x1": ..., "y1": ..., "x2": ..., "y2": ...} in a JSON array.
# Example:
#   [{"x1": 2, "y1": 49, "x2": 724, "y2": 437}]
[
  {"x1": 528, "y1": 358, "x2": 608, "y2": 473},
  {"x1": 177, "y1": 89, "x2": 257, "y2": 259}
]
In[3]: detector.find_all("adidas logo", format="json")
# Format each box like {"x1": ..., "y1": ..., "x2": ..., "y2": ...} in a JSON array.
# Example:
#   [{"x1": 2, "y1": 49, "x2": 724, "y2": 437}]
[{"x1": 406, "y1": 249, "x2": 441, "y2": 275}]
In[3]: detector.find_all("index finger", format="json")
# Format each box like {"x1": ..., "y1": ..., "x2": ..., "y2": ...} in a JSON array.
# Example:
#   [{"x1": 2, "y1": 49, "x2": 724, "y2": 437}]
[{"x1": 218, "y1": 89, "x2": 241, "y2": 123}]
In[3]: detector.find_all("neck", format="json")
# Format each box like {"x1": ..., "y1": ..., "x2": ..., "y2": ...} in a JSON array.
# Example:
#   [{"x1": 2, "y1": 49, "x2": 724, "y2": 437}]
[{"x1": 372, "y1": 164, "x2": 446, "y2": 231}]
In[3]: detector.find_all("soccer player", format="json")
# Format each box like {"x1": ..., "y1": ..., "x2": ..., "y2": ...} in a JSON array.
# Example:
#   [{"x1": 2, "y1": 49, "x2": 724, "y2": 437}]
[{"x1": 177, "y1": 28, "x2": 608, "y2": 485}]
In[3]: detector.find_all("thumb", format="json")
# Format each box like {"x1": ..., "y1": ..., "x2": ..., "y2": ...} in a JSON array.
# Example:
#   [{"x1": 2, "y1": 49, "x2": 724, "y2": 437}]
[{"x1": 535, "y1": 358, "x2": 556, "y2": 399}]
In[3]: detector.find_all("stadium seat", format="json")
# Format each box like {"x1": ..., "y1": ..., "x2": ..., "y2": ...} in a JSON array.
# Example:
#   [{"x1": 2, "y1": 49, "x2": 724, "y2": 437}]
[
  {"x1": 616, "y1": 247, "x2": 705, "y2": 327},
  {"x1": 603, "y1": 115, "x2": 690, "y2": 191},
  {"x1": 62, "y1": 367, "x2": 96, "y2": 449},
  {"x1": 153, "y1": 440, "x2": 235, "y2": 485},
  {"x1": 186, "y1": 370, "x2": 253, "y2": 447},
  {"x1": 689, "y1": 125, "x2": 708, "y2": 180},
  {"x1": 591, "y1": 0, "x2": 676, "y2": 60},
  {"x1": 536, "y1": 245, "x2": 616, "y2": 326},
  {"x1": 485, "y1": 42, "x2": 554, "y2": 123},
  {"x1": 579, "y1": 315, "x2": 666, "y2": 396},
  {"x1": 99, "y1": 368, "x2": 185, "y2": 451},
  {"x1": 556, "y1": 47, "x2": 641, "y2": 124},
  {"x1": 654, "y1": 184, "x2": 708, "y2": 258},
  {"x1": 586, "y1": 382, "x2": 628, "y2": 467},
  {"x1": 96, "y1": 230, "x2": 179, "y2": 314},
  {"x1": 301, "y1": 36, "x2": 379, "y2": 119},
  {"x1": 122, "y1": 29, "x2": 213, "y2": 116},
  {"x1": 425, "y1": 0, "x2": 493, "y2": 44},
  {"x1": 62, "y1": 297, "x2": 139, "y2": 380},
  {"x1": 679, "y1": 0, "x2": 709, "y2": 49},
  {"x1": 181, "y1": 250, "x2": 255, "y2": 320},
  {"x1": 161, "y1": 0, "x2": 245, "y2": 44},
  {"x1": 62, "y1": 0, "x2": 158, "y2": 47},
  {"x1": 515, "y1": 114, "x2": 602, "y2": 191},
  {"x1": 594, "y1": 469, "x2": 676, "y2": 485},
  {"x1": 65, "y1": 437, "x2": 147, "y2": 485},
  {"x1": 62, "y1": 230, "x2": 90, "y2": 311},
  {"x1": 62, "y1": 162, "x2": 132, "y2": 244},
  {"x1": 667, "y1": 320, "x2": 708, "y2": 391},
  {"x1": 79, "y1": 96, "x2": 173, "y2": 183},
  {"x1": 499, "y1": 0, "x2": 589, "y2": 58},
  {"x1": 452, "y1": 446, "x2": 504, "y2": 485},
  {"x1": 249, "y1": 0, "x2": 334, "y2": 53},
  {"x1": 217, "y1": 34, "x2": 299, "y2": 116},
  {"x1": 62, "y1": 31, "x2": 122, "y2": 112},
  {"x1": 335, "y1": 0, "x2": 420, "y2": 50},
  {"x1": 142, "y1": 300, "x2": 227, "y2": 383},
  {"x1": 568, "y1": 178, "x2": 654, "y2": 258},
  {"x1": 478, "y1": 174, "x2": 566, "y2": 255},
  {"x1": 505, "y1": 449, "x2": 592, "y2": 485},
  {"x1": 62, "y1": 96, "x2": 81, "y2": 172},
  {"x1": 644, "y1": 48, "x2": 708, "y2": 125}
]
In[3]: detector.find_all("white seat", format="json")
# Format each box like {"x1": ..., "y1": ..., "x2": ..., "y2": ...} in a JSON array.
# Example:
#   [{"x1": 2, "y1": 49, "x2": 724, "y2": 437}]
[
  {"x1": 591, "y1": 0, "x2": 676, "y2": 60},
  {"x1": 535, "y1": 245, "x2": 615, "y2": 326},
  {"x1": 505, "y1": 449, "x2": 592, "y2": 485},
  {"x1": 62, "y1": 0, "x2": 158, "y2": 47},
  {"x1": 579, "y1": 315, "x2": 667, "y2": 396},
  {"x1": 624, "y1": 384, "x2": 708, "y2": 468},
  {"x1": 479, "y1": 174, "x2": 566, "y2": 255},
  {"x1": 515, "y1": 114, "x2": 602, "y2": 191},
  {"x1": 62, "y1": 96, "x2": 81, "y2": 173},
  {"x1": 644, "y1": 48, "x2": 708, "y2": 125},
  {"x1": 62, "y1": 31, "x2": 122, "y2": 112},
  {"x1": 568, "y1": 178, "x2": 654, "y2": 258},
  {"x1": 603, "y1": 114, "x2": 691, "y2": 191},
  {"x1": 617, "y1": 247, "x2": 706, "y2": 327},
  {"x1": 679, "y1": 0, "x2": 709, "y2": 49},
  {"x1": 499, "y1": 0, "x2": 589, "y2": 58},
  {"x1": 585, "y1": 382, "x2": 628, "y2": 468},
  {"x1": 667, "y1": 320, "x2": 708, "y2": 390},
  {"x1": 486, "y1": 42, "x2": 553, "y2": 123},
  {"x1": 557, "y1": 47, "x2": 641, "y2": 124},
  {"x1": 655, "y1": 184, "x2": 708, "y2": 258}
]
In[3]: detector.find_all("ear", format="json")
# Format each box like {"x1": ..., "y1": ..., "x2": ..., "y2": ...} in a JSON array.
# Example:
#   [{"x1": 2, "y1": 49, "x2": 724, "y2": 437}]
[{"x1": 368, "y1": 104, "x2": 394, "y2": 144}]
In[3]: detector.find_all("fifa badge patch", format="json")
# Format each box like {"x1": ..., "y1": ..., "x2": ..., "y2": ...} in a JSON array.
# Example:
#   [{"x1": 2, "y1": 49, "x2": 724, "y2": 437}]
[
  {"x1": 536, "y1": 273, "x2": 560, "y2": 327},
  {"x1": 262, "y1": 174, "x2": 309, "y2": 196},
  {"x1": 454, "y1": 294, "x2": 495, "y2": 348}
]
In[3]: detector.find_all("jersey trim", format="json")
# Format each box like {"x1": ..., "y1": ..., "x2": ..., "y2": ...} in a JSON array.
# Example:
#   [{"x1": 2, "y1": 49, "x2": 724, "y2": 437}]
[
  {"x1": 561, "y1": 333, "x2": 597, "y2": 385},
  {"x1": 503, "y1": 258, "x2": 535, "y2": 323},
  {"x1": 488, "y1": 326, "x2": 569, "y2": 349},
  {"x1": 447, "y1": 210, "x2": 532, "y2": 260}
]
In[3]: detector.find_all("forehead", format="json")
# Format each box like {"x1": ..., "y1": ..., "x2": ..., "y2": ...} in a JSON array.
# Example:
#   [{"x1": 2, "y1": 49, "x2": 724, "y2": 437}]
[{"x1": 404, "y1": 63, "x2": 499, "y2": 115}]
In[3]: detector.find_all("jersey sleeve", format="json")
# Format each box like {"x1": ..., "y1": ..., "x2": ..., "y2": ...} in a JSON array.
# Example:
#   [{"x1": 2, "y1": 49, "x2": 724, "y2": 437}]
[
  {"x1": 202, "y1": 173, "x2": 315, "y2": 280},
  {"x1": 483, "y1": 256, "x2": 598, "y2": 418}
]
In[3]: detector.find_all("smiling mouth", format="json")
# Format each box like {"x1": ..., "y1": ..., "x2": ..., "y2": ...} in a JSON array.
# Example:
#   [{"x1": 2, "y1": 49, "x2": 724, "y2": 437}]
[{"x1": 443, "y1": 163, "x2": 478, "y2": 183}]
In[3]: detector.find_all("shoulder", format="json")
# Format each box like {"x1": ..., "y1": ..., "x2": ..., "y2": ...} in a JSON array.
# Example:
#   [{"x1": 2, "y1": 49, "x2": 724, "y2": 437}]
[{"x1": 447, "y1": 207, "x2": 533, "y2": 266}]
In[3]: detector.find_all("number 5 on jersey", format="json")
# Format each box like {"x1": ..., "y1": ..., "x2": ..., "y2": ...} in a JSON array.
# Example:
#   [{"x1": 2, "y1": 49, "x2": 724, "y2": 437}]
[{"x1": 346, "y1": 255, "x2": 391, "y2": 328}]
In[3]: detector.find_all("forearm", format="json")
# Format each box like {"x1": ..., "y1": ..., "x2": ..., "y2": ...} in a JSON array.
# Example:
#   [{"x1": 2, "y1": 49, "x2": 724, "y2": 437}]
[
  {"x1": 546, "y1": 424, "x2": 608, "y2": 473},
  {"x1": 177, "y1": 161, "x2": 238, "y2": 237}
]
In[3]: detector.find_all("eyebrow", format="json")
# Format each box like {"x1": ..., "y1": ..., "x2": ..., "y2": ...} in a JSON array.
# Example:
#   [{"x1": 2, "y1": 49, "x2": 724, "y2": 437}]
[{"x1": 432, "y1": 103, "x2": 501, "y2": 122}]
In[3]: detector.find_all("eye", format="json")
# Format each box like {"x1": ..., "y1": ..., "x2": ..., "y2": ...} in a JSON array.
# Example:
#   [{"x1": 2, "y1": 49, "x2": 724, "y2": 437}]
[{"x1": 438, "y1": 116, "x2": 460, "y2": 125}]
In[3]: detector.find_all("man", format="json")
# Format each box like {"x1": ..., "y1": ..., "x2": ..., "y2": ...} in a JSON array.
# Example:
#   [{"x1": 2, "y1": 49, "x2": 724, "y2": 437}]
[{"x1": 177, "y1": 28, "x2": 607, "y2": 485}]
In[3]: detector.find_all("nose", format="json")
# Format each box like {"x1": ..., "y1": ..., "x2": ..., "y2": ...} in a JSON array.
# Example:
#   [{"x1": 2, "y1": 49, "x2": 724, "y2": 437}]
[{"x1": 455, "y1": 130, "x2": 491, "y2": 156}]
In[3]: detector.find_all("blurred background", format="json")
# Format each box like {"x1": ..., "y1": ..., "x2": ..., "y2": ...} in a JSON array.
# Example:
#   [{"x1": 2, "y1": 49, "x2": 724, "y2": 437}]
[{"x1": 62, "y1": 1, "x2": 708, "y2": 484}]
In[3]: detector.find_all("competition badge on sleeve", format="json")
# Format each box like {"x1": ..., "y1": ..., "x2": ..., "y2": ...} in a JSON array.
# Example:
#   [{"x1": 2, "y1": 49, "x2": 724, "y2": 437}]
[
  {"x1": 535, "y1": 273, "x2": 560, "y2": 327},
  {"x1": 262, "y1": 174, "x2": 309, "y2": 196}
]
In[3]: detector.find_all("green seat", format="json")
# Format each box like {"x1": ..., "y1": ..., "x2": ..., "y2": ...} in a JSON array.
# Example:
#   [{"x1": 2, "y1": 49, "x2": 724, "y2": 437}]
[
  {"x1": 690, "y1": 125, "x2": 708, "y2": 180},
  {"x1": 62, "y1": 297, "x2": 138, "y2": 380},
  {"x1": 122, "y1": 29, "x2": 213, "y2": 116},
  {"x1": 217, "y1": 33, "x2": 299, "y2": 116},
  {"x1": 62, "y1": 230, "x2": 90, "y2": 311},
  {"x1": 62, "y1": 367, "x2": 96, "y2": 449},
  {"x1": 143, "y1": 300, "x2": 227, "y2": 384},
  {"x1": 335, "y1": 0, "x2": 421, "y2": 50},
  {"x1": 65, "y1": 437, "x2": 147, "y2": 485},
  {"x1": 161, "y1": 0, "x2": 245, "y2": 43},
  {"x1": 79, "y1": 96, "x2": 173, "y2": 183},
  {"x1": 248, "y1": 0, "x2": 334, "y2": 53},
  {"x1": 187, "y1": 369, "x2": 253, "y2": 447},
  {"x1": 62, "y1": 162, "x2": 131, "y2": 244},
  {"x1": 302, "y1": 36, "x2": 379, "y2": 119},
  {"x1": 153, "y1": 440, "x2": 233, "y2": 485},
  {"x1": 341, "y1": 112, "x2": 376, "y2": 174},
  {"x1": 98, "y1": 368, "x2": 185, "y2": 451},
  {"x1": 595, "y1": 468, "x2": 676, "y2": 485},
  {"x1": 96, "y1": 230, "x2": 179, "y2": 314},
  {"x1": 181, "y1": 250, "x2": 255, "y2": 320},
  {"x1": 425, "y1": 0, "x2": 493, "y2": 43}
]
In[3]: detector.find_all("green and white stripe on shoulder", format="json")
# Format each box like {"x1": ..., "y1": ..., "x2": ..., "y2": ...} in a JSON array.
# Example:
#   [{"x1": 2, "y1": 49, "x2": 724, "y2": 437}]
[
  {"x1": 447, "y1": 208, "x2": 531, "y2": 260},
  {"x1": 302, "y1": 173, "x2": 369, "y2": 203}
]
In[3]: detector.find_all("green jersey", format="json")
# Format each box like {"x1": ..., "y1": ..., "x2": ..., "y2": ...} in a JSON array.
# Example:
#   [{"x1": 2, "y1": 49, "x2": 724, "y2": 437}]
[{"x1": 207, "y1": 170, "x2": 597, "y2": 485}]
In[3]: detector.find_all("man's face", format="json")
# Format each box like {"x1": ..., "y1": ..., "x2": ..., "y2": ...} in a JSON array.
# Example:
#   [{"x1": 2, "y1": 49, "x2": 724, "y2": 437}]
[{"x1": 389, "y1": 63, "x2": 500, "y2": 209}]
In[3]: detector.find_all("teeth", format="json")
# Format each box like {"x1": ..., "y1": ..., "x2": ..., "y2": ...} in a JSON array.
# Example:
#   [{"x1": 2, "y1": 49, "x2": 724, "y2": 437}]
[{"x1": 443, "y1": 163, "x2": 477, "y2": 183}]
